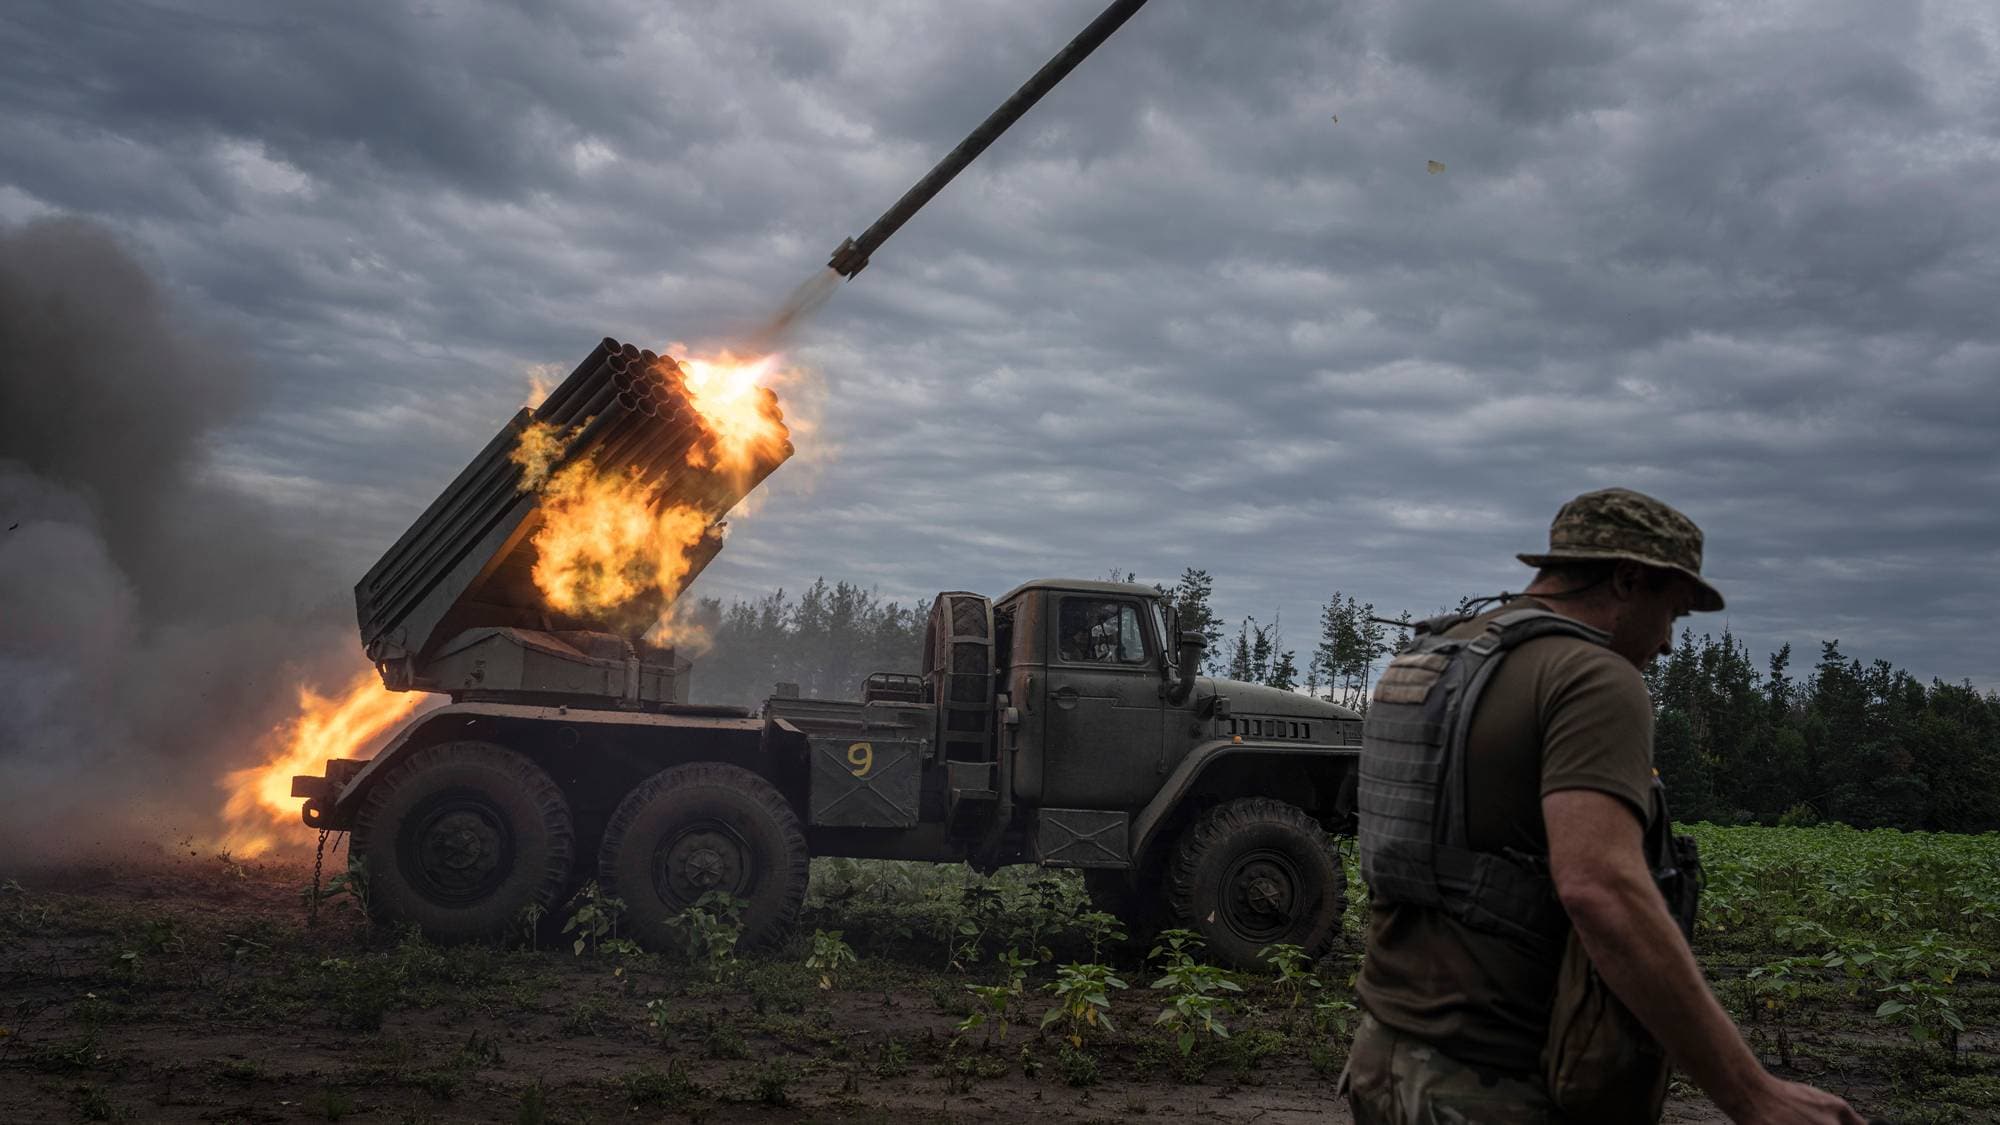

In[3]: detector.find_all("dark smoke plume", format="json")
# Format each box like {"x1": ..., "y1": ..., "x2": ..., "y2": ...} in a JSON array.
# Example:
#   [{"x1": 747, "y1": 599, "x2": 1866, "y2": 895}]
[{"x1": 0, "y1": 218, "x2": 353, "y2": 862}]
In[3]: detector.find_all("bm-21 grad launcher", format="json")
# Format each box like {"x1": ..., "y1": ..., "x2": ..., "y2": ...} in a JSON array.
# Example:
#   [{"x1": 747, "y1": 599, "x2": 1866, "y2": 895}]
[{"x1": 284, "y1": 0, "x2": 1371, "y2": 973}]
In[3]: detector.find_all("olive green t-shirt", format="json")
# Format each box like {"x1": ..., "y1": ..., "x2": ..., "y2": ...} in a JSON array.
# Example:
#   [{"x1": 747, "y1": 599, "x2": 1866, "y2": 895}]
[{"x1": 1354, "y1": 599, "x2": 1656, "y2": 1073}]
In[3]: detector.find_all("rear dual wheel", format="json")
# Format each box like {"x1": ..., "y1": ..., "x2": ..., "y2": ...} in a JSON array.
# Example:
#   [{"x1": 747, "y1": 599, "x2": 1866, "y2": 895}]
[{"x1": 598, "y1": 762, "x2": 809, "y2": 953}]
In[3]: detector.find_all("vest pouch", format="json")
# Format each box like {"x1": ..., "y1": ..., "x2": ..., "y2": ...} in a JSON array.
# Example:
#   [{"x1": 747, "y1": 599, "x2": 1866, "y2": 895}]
[{"x1": 1542, "y1": 927, "x2": 1669, "y2": 1124}]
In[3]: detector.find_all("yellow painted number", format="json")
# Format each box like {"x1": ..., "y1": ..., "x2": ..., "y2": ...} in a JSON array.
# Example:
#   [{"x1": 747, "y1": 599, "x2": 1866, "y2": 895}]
[{"x1": 846, "y1": 742, "x2": 874, "y2": 778}]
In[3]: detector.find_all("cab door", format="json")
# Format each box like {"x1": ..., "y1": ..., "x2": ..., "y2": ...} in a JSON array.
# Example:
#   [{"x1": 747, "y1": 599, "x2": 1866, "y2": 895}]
[{"x1": 1040, "y1": 594, "x2": 1165, "y2": 807}]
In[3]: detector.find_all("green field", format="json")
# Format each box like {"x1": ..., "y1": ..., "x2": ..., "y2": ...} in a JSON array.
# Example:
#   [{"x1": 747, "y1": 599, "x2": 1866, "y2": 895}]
[{"x1": 2, "y1": 824, "x2": 1996, "y2": 1123}]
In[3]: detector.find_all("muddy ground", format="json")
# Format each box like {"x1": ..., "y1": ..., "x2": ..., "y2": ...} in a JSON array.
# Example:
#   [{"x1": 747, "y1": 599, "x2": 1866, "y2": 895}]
[{"x1": 0, "y1": 855, "x2": 1986, "y2": 1124}]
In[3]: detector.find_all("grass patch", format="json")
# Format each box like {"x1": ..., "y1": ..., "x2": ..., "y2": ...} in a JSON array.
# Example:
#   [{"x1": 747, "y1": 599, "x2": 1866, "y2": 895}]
[{"x1": 620, "y1": 1060, "x2": 705, "y2": 1108}]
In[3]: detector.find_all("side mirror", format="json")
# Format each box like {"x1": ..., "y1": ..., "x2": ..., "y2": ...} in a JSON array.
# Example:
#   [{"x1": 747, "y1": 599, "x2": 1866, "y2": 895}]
[{"x1": 1168, "y1": 630, "x2": 1206, "y2": 705}]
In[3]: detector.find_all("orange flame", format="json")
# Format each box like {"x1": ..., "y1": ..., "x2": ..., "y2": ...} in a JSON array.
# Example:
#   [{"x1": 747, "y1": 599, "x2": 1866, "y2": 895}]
[
  {"x1": 530, "y1": 457, "x2": 713, "y2": 621},
  {"x1": 214, "y1": 669, "x2": 424, "y2": 857},
  {"x1": 511, "y1": 347, "x2": 792, "y2": 635},
  {"x1": 676, "y1": 350, "x2": 791, "y2": 479},
  {"x1": 509, "y1": 419, "x2": 571, "y2": 490}
]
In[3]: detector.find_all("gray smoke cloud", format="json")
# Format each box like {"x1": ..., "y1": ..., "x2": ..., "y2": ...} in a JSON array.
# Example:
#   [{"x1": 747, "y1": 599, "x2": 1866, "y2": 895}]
[{"x1": 0, "y1": 217, "x2": 355, "y2": 862}]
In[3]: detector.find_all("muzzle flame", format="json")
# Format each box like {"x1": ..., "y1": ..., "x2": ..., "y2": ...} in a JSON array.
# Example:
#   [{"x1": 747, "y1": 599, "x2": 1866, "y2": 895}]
[
  {"x1": 514, "y1": 348, "x2": 793, "y2": 637},
  {"x1": 677, "y1": 350, "x2": 792, "y2": 479},
  {"x1": 530, "y1": 460, "x2": 711, "y2": 621}
]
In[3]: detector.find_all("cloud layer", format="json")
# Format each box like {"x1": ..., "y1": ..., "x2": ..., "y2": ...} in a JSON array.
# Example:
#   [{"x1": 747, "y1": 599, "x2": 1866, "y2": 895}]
[{"x1": 2, "y1": 0, "x2": 1996, "y2": 692}]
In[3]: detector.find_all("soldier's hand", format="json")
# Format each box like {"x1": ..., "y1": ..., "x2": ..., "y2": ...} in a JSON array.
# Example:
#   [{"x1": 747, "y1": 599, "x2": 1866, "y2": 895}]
[{"x1": 1734, "y1": 1077, "x2": 1867, "y2": 1125}]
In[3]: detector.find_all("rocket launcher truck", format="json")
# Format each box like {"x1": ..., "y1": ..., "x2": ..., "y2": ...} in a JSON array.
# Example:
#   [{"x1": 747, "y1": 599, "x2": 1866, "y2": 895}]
[{"x1": 290, "y1": 0, "x2": 1365, "y2": 968}]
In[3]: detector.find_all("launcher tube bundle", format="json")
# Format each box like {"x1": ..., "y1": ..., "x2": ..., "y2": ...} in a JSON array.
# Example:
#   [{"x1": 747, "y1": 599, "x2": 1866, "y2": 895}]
[{"x1": 354, "y1": 338, "x2": 791, "y2": 702}]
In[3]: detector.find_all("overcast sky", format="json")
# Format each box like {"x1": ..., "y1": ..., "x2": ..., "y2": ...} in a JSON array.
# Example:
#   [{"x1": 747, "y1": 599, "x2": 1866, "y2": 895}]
[{"x1": 3, "y1": 0, "x2": 1997, "y2": 692}]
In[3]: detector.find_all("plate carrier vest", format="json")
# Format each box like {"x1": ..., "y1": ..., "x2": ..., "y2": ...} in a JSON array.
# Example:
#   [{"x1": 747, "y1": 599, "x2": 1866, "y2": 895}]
[{"x1": 1357, "y1": 606, "x2": 1612, "y2": 950}]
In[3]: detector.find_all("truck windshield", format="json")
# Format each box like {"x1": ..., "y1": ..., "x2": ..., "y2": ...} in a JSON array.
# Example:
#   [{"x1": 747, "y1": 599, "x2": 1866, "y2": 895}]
[{"x1": 1058, "y1": 598, "x2": 1147, "y2": 664}]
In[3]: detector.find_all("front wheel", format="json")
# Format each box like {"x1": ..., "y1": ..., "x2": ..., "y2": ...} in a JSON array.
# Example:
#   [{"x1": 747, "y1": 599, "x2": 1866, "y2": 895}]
[
  {"x1": 598, "y1": 762, "x2": 809, "y2": 953},
  {"x1": 351, "y1": 741, "x2": 575, "y2": 943},
  {"x1": 1166, "y1": 797, "x2": 1346, "y2": 970}
]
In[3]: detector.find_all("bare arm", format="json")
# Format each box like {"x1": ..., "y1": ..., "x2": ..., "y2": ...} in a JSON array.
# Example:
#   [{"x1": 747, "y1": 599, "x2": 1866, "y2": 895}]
[{"x1": 1542, "y1": 789, "x2": 1864, "y2": 1125}]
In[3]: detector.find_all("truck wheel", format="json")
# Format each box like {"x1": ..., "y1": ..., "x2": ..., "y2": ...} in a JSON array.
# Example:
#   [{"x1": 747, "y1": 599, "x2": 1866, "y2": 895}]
[
  {"x1": 598, "y1": 762, "x2": 808, "y2": 953},
  {"x1": 1166, "y1": 797, "x2": 1346, "y2": 970},
  {"x1": 352, "y1": 741, "x2": 574, "y2": 943}
]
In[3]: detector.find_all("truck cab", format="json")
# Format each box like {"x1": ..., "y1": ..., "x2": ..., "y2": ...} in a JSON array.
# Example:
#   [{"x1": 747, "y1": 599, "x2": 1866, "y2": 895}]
[{"x1": 999, "y1": 578, "x2": 1361, "y2": 823}]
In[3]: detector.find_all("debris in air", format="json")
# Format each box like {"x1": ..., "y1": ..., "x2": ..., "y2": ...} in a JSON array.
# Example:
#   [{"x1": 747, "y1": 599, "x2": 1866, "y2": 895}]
[{"x1": 1426, "y1": 160, "x2": 1447, "y2": 174}]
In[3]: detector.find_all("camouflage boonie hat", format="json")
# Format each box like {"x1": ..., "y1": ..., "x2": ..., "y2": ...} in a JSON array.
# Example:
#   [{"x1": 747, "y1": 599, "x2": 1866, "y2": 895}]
[{"x1": 1518, "y1": 487, "x2": 1725, "y2": 612}]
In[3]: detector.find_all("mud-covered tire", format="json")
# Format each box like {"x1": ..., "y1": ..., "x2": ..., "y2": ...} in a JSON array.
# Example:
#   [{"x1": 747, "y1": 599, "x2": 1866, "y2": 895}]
[
  {"x1": 1167, "y1": 797, "x2": 1346, "y2": 970},
  {"x1": 598, "y1": 762, "x2": 808, "y2": 953},
  {"x1": 352, "y1": 741, "x2": 574, "y2": 944}
]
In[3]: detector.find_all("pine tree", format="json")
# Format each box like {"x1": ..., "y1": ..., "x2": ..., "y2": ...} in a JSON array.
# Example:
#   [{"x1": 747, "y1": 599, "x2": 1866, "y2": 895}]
[
  {"x1": 1269, "y1": 650, "x2": 1299, "y2": 691},
  {"x1": 1167, "y1": 568, "x2": 1224, "y2": 673}
]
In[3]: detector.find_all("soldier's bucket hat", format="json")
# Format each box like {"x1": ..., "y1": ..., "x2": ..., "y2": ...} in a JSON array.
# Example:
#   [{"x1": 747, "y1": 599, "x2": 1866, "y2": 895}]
[{"x1": 1517, "y1": 487, "x2": 1726, "y2": 612}]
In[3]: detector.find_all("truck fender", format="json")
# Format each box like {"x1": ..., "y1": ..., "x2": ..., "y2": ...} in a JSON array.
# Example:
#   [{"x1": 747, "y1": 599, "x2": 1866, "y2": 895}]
[
  {"x1": 327, "y1": 701, "x2": 766, "y2": 815},
  {"x1": 1129, "y1": 739, "x2": 1359, "y2": 863}
]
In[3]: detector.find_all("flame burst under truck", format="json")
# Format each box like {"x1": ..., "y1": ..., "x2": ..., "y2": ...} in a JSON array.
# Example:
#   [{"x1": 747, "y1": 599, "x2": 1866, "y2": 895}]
[{"x1": 289, "y1": 0, "x2": 1364, "y2": 968}]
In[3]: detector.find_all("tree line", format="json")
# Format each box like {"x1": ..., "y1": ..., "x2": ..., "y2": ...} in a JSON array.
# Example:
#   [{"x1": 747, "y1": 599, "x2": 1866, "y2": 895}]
[
  {"x1": 1646, "y1": 632, "x2": 2000, "y2": 833},
  {"x1": 685, "y1": 571, "x2": 2000, "y2": 833}
]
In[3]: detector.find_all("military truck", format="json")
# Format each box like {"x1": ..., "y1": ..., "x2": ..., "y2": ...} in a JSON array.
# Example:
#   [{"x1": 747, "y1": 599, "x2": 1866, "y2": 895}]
[
  {"x1": 296, "y1": 571, "x2": 1363, "y2": 967},
  {"x1": 290, "y1": 0, "x2": 1366, "y2": 966}
]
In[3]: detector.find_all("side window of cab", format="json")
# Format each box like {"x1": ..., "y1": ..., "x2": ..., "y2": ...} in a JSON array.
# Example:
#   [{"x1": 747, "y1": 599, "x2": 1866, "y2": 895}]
[{"x1": 1057, "y1": 598, "x2": 1148, "y2": 664}]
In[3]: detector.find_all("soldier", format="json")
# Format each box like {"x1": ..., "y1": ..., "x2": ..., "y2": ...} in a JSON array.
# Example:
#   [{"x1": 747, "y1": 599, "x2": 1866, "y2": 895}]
[{"x1": 1341, "y1": 489, "x2": 1862, "y2": 1125}]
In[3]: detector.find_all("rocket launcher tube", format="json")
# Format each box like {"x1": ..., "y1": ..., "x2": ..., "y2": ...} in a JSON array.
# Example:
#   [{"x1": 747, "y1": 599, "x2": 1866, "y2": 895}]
[
  {"x1": 354, "y1": 337, "x2": 791, "y2": 676},
  {"x1": 826, "y1": 0, "x2": 1151, "y2": 278}
]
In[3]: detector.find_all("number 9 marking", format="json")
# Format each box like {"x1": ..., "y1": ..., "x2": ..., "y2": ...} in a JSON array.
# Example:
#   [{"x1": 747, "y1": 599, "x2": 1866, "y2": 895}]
[{"x1": 847, "y1": 742, "x2": 874, "y2": 778}]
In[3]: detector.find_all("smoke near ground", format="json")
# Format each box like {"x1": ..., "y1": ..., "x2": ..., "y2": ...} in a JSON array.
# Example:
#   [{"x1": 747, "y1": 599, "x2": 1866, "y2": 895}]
[{"x1": 0, "y1": 217, "x2": 354, "y2": 863}]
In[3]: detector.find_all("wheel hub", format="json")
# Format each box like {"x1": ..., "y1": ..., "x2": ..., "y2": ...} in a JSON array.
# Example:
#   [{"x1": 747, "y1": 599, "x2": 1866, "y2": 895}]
[
  {"x1": 406, "y1": 795, "x2": 512, "y2": 905},
  {"x1": 656, "y1": 825, "x2": 750, "y2": 904},
  {"x1": 1222, "y1": 852, "x2": 1299, "y2": 943}
]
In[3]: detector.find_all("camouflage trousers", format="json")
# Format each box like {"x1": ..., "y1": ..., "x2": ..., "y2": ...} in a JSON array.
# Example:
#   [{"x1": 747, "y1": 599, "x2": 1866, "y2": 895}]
[{"x1": 1339, "y1": 1013, "x2": 1571, "y2": 1125}]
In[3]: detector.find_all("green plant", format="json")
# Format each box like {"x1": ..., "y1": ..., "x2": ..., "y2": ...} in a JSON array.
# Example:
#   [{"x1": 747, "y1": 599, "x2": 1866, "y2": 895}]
[
  {"x1": 1055, "y1": 1043, "x2": 1099, "y2": 1087},
  {"x1": 1311, "y1": 996, "x2": 1359, "y2": 1039},
  {"x1": 310, "y1": 857, "x2": 370, "y2": 917},
  {"x1": 751, "y1": 1060, "x2": 793, "y2": 1106},
  {"x1": 806, "y1": 929, "x2": 859, "y2": 990},
  {"x1": 1040, "y1": 962, "x2": 1128, "y2": 1047},
  {"x1": 665, "y1": 891, "x2": 745, "y2": 978},
  {"x1": 620, "y1": 1061, "x2": 703, "y2": 1107},
  {"x1": 562, "y1": 881, "x2": 627, "y2": 957},
  {"x1": 1012, "y1": 876, "x2": 1069, "y2": 960},
  {"x1": 1259, "y1": 943, "x2": 1322, "y2": 1008},
  {"x1": 946, "y1": 883, "x2": 1006, "y2": 970},
  {"x1": 1149, "y1": 929, "x2": 1241, "y2": 1055},
  {"x1": 1877, "y1": 979, "x2": 1967, "y2": 1059},
  {"x1": 703, "y1": 1014, "x2": 748, "y2": 1059},
  {"x1": 1076, "y1": 910, "x2": 1128, "y2": 962},
  {"x1": 644, "y1": 998, "x2": 673, "y2": 1038},
  {"x1": 560, "y1": 997, "x2": 606, "y2": 1036},
  {"x1": 958, "y1": 948, "x2": 1036, "y2": 1041},
  {"x1": 515, "y1": 901, "x2": 546, "y2": 951},
  {"x1": 874, "y1": 1037, "x2": 911, "y2": 1078}
]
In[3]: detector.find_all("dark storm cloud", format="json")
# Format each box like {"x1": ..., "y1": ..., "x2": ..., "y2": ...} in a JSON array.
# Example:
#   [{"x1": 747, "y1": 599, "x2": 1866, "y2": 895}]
[{"x1": 1, "y1": 0, "x2": 1995, "y2": 697}]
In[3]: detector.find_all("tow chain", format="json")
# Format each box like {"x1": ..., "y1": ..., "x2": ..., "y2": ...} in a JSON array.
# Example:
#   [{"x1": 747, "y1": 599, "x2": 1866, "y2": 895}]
[{"x1": 308, "y1": 828, "x2": 329, "y2": 926}]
